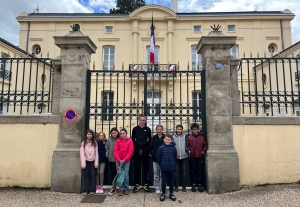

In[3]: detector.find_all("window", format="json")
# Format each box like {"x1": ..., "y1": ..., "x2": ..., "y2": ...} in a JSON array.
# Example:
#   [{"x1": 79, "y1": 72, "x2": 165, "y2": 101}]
[
  {"x1": 228, "y1": 25, "x2": 235, "y2": 32},
  {"x1": 102, "y1": 91, "x2": 114, "y2": 121},
  {"x1": 194, "y1": 26, "x2": 201, "y2": 32},
  {"x1": 0, "y1": 53, "x2": 11, "y2": 80},
  {"x1": 32, "y1": 44, "x2": 41, "y2": 55},
  {"x1": 295, "y1": 104, "x2": 300, "y2": 116},
  {"x1": 0, "y1": 99, "x2": 9, "y2": 115},
  {"x1": 105, "y1": 26, "x2": 113, "y2": 33},
  {"x1": 262, "y1": 73, "x2": 267, "y2": 87},
  {"x1": 192, "y1": 91, "x2": 202, "y2": 121},
  {"x1": 230, "y1": 45, "x2": 239, "y2": 58},
  {"x1": 146, "y1": 46, "x2": 160, "y2": 64},
  {"x1": 264, "y1": 104, "x2": 271, "y2": 116},
  {"x1": 103, "y1": 46, "x2": 115, "y2": 70},
  {"x1": 191, "y1": 46, "x2": 202, "y2": 71},
  {"x1": 268, "y1": 44, "x2": 277, "y2": 54}
]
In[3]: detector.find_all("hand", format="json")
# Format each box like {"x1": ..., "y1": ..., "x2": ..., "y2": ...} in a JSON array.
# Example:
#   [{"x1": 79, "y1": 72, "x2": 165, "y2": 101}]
[
  {"x1": 95, "y1": 165, "x2": 98, "y2": 168},
  {"x1": 81, "y1": 166, "x2": 86, "y2": 169},
  {"x1": 118, "y1": 166, "x2": 121, "y2": 171},
  {"x1": 202, "y1": 151, "x2": 205, "y2": 155}
]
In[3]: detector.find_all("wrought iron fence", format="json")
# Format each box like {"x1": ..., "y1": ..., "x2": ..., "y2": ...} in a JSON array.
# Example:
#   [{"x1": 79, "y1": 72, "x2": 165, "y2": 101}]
[
  {"x1": 0, "y1": 58, "x2": 54, "y2": 115},
  {"x1": 238, "y1": 58, "x2": 300, "y2": 116}
]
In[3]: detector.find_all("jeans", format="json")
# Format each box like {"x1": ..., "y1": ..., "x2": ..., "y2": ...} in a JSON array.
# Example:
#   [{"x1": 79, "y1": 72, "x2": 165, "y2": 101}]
[
  {"x1": 134, "y1": 149, "x2": 150, "y2": 185},
  {"x1": 116, "y1": 161, "x2": 130, "y2": 190},
  {"x1": 81, "y1": 161, "x2": 96, "y2": 193},
  {"x1": 189, "y1": 157, "x2": 204, "y2": 185},
  {"x1": 161, "y1": 171, "x2": 175, "y2": 194},
  {"x1": 153, "y1": 162, "x2": 161, "y2": 191},
  {"x1": 97, "y1": 163, "x2": 106, "y2": 186},
  {"x1": 108, "y1": 161, "x2": 117, "y2": 182},
  {"x1": 174, "y1": 158, "x2": 187, "y2": 187}
]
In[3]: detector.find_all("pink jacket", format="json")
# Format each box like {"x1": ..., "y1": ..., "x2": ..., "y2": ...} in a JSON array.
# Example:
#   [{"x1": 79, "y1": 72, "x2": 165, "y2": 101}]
[
  {"x1": 80, "y1": 140, "x2": 99, "y2": 168},
  {"x1": 114, "y1": 137, "x2": 134, "y2": 162}
]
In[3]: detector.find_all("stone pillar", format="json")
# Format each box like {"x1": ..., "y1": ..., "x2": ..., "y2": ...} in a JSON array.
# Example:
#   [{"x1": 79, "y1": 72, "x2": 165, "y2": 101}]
[
  {"x1": 51, "y1": 30, "x2": 97, "y2": 193},
  {"x1": 196, "y1": 31, "x2": 240, "y2": 194}
]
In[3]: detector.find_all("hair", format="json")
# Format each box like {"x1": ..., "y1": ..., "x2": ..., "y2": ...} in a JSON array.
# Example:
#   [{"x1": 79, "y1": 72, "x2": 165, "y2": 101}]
[
  {"x1": 164, "y1": 134, "x2": 173, "y2": 140},
  {"x1": 98, "y1": 132, "x2": 107, "y2": 141},
  {"x1": 139, "y1": 115, "x2": 147, "y2": 120},
  {"x1": 110, "y1": 127, "x2": 119, "y2": 138},
  {"x1": 120, "y1": 128, "x2": 127, "y2": 135},
  {"x1": 83, "y1": 129, "x2": 96, "y2": 147},
  {"x1": 176, "y1": 124, "x2": 183, "y2": 129},
  {"x1": 156, "y1": 125, "x2": 163, "y2": 130},
  {"x1": 190, "y1": 123, "x2": 200, "y2": 130}
]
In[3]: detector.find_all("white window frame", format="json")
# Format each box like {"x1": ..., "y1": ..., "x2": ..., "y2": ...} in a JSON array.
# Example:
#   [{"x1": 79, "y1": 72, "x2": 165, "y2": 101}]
[
  {"x1": 228, "y1": 25, "x2": 235, "y2": 32},
  {"x1": 105, "y1": 26, "x2": 113, "y2": 33},
  {"x1": 193, "y1": 26, "x2": 201, "y2": 33},
  {"x1": 0, "y1": 99, "x2": 9, "y2": 115},
  {"x1": 102, "y1": 91, "x2": 114, "y2": 121},
  {"x1": 0, "y1": 53, "x2": 11, "y2": 80},
  {"x1": 230, "y1": 45, "x2": 239, "y2": 58},
  {"x1": 191, "y1": 46, "x2": 202, "y2": 71},
  {"x1": 146, "y1": 46, "x2": 160, "y2": 64},
  {"x1": 268, "y1": 44, "x2": 277, "y2": 54},
  {"x1": 103, "y1": 46, "x2": 115, "y2": 70}
]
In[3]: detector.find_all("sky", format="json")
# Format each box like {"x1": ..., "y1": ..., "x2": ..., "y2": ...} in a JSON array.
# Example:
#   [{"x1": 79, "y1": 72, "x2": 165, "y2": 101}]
[{"x1": 0, "y1": 0, "x2": 299, "y2": 48}]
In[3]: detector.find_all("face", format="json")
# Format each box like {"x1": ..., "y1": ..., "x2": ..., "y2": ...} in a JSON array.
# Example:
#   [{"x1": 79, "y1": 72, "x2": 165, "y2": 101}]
[
  {"x1": 156, "y1": 127, "x2": 163, "y2": 135},
  {"x1": 164, "y1": 137, "x2": 172, "y2": 145},
  {"x1": 192, "y1": 127, "x2": 199, "y2": 135},
  {"x1": 139, "y1": 117, "x2": 147, "y2": 127},
  {"x1": 86, "y1": 132, "x2": 93, "y2": 140},
  {"x1": 98, "y1": 133, "x2": 105, "y2": 141},
  {"x1": 176, "y1": 127, "x2": 183, "y2": 135},
  {"x1": 120, "y1": 130, "x2": 127, "y2": 139},
  {"x1": 111, "y1": 131, "x2": 118, "y2": 139}
]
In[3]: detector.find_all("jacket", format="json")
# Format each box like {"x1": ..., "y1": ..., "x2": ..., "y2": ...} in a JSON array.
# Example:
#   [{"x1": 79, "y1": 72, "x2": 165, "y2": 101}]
[
  {"x1": 173, "y1": 133, "x2": 188, "y2": 160},
  {"x1": 80, "y1": 140, "x2": 99, "y2": 168},
  {"x1": 105, "y1": 136, "x2": 118, "y2": 162},
  {"x1": 149, "y1": 133, "x2": 165, "y2": 162},
  {"x1": 187, "y1": 132, "x2": 207, "y2": 158},
  {"x1": 114, "y1": 137, "x2": 134, "y2": 162},
  {"x1": 157, "y1": 142, "x2": 177, "y2": 172},
  {"x1": 97, "y1": 140, "x2": 107, "y2": 163},
  {"x1": 132, "y1": 125, "x2": 152, "y2": 150}
]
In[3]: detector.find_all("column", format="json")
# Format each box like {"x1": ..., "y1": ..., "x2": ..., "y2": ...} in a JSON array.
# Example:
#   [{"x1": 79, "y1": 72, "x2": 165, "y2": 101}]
[
  {"x1": 132, "y1": 20, "x2": 139, "y2": 64},
  {"x1": 167, "y1": 20, "x2": 174, "y2": 63}
]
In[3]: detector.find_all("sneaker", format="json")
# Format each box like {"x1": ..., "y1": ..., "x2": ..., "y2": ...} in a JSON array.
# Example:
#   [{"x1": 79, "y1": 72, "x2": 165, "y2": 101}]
[
  {"x1": 108, "y1": 187, "x2": 115, "y2": 196},
  {"x1": 198, "y1": 184, "x2": 204, "y2": 192},
  {"x1": 182, "y1": 186, "x2": 186, "y2": 192},
  {"x1": 99, "y1": 186, "x2": 104, "y2": 194},
  {"x1": 143, "y1": 183, "x2": 150, "y2": 192},
  {"x1": 90, "y1": 192, "x2": 95, "y2": 195},
  {"x1": 124, "y1": 189, "x2": 129, "y2": 195},
  {"x1": 96, "y1": 186, "x2": 100, "y2": 194},
  {"x1": 155, "y1": 189, "x2": 161, "y2": 195},
  {"x1": 81, "y1": 192, "x2": 87, "y2": 195},
  {"x1": 169, "y1": 193, "x2": 176, "y2": 201},
  {"x1": 160, "y1": 193, "x2": 165, "y2": 201},
  {"x1": 133, "y1": 184, "x2": 142, "y2": 193},
  {"x1": 174, "y1": 186, "x2": 179, "y2": 192},
  {"x1": 118, "y1": 189, "x2": 124, "y2": 196},
  {"x1": 191, "y1": 184, "x2": 196, "y2": 192}
]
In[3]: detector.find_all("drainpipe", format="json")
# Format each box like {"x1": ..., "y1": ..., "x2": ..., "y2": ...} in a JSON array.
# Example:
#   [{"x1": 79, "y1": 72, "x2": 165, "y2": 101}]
[
  {"x1": 280, "y1": 20, "x2": 284, "y2": 50},
  {"x1": 26, "y1": 21, "x2": 30, "y2": 52}
]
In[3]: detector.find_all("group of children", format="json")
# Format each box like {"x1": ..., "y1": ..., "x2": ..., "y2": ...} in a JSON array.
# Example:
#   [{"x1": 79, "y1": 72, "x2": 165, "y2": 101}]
[{"x1": 80, "y1": 115, "x2": 207, "y2": 202}]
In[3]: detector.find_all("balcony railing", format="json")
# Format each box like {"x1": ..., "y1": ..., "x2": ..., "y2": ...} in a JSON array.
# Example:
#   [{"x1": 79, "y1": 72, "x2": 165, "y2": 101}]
[{"x1": 0, "y1": 67, "x2": 11, "y2": 81}]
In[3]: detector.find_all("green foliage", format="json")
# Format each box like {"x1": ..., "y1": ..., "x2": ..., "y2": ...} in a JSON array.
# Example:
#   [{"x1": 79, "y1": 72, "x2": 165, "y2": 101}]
[{"x1": 110, "y1": 0, "x2": 146, "y2": 14}]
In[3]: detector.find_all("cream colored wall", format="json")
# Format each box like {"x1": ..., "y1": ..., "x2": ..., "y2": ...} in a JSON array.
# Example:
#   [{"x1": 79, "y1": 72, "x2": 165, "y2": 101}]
[
  {"x1": 0, "y1": 123, "x2": 58, "y2": 187},
  {"x1": 233, "y1": 124, "x2": 300, "y2": 186}
]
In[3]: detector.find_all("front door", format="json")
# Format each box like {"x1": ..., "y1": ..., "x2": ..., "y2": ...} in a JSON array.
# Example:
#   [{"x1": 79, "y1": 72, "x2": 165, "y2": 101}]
[{"x1": 146, "y1": 91, "x2": 162, "y2": 132}]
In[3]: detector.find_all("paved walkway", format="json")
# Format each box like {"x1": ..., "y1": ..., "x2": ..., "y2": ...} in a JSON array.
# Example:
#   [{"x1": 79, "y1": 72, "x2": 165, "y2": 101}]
[{"x1": 0, "y1": 184, "x2": 300, "y2": 207}]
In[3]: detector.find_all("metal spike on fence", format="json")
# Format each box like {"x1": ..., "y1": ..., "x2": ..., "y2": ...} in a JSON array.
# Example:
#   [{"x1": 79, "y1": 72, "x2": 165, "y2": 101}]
[
  {"x1": 103, "y1": 63, "x2": 105, "y2": 70},
  {"x1": 47, "y1": 52, "x2": 49, "y2": 58},
  {"x1": 177, "y1": 61, "x2": 179, "y2": 70},
  {"x1": 264, "y1": 52, "x2": 266, "y2": 58},
  {"x1": 257, "y1": 52, "x2": 259, "y2": 58},
  {"x1": 93, "y1": 61, "x2": 95, "y2": 70},
  {"x1": 122, "y1": 61, "x2": 124, "y2": 70},
  {"x1": 113, "y1": 62, "x2": 115, "y2": 70},
  {"x1": 292, "y1": 53, "x2": 294, "y2": 58},
  {"x1": 187, "y1": 61, "x2": 190, "y2": 71},
  {"x1": 243, "y1": 52, "x2": 245, "y2": 58},
  {"x1": 41, "y1": 52, "x2": 43, "y2": 58},
  {"x1": 250, "y1": 52, "x2": 252, "y2": 58}
]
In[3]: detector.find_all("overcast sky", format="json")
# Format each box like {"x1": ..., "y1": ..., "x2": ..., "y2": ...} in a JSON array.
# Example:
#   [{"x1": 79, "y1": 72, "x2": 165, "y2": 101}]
[{"x1": 0, "y1": 0, "x2": 299, "y2": 48}]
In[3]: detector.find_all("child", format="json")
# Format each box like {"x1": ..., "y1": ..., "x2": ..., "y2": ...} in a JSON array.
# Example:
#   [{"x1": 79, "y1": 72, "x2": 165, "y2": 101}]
[
  {"x1": 80, "y1": 129, "x2": 99, "y2": 195},
  {"x1": 96, "y1": 132, "x2": 107, "y2": 194},
  {"x1": 113, "y1": 128, "x2": 134, "y2": 196},
  {"x1": 105, "y1": 127, "x2": 119, "y2": 196},
  {"x1": 157, "y1": 134, "x2": 177, "y2": 202},
  {"x1": 173, "y1": 124, "x2": 188, "y2": 192},
  {"x1": 187, "y1": 123, "x2": 207, "y2": 192},
  {"x1": 149, "y1": 125, "x2": 165, "y2": 194}
]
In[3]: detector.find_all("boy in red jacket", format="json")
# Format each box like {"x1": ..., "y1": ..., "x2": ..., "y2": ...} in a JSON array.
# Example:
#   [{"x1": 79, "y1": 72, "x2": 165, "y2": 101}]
[
  {"x1": 187, "y1": 123, "x2": 207, "y2": 192},
  {"x1": 114, "y1": 128, "x2": 134, "y2": 195}
]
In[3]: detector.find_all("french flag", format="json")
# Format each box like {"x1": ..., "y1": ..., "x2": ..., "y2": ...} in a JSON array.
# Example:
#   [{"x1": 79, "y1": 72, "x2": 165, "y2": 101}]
[{"x1": 150, "y1": 15, "x2": 155, "y2": 64}]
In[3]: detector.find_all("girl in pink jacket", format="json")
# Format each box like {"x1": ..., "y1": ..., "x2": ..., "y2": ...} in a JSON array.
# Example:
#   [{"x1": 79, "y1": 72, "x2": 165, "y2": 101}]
[
  {"x1": 80, "y1": 129, "x2": 99, "y2": 195},
  {"x1": 114, "y1": 128, "x2": 134, "y2": 195}
]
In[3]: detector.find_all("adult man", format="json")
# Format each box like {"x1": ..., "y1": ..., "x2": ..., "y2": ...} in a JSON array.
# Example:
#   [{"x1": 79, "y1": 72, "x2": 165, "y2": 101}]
[{"x1": 132, "y1": 115, "x2": 152, "y2": 192}]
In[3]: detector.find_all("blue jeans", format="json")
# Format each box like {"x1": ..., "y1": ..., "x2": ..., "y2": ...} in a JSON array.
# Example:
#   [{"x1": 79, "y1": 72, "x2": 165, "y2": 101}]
[
  {"x1": 116, "y1": 161, "x2": 130, "y2": 190},
  {"x1": 153, "y1": 162, "x2": 161, "y2": 191}
]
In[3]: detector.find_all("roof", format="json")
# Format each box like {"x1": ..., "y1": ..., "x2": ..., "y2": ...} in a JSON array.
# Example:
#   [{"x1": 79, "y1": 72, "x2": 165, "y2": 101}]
[
  {"x1": 0, "y1": 37, "x2": 33, "y2": 57},
  {"x1": 273, "y1": 40, "x2": 300, "y2": 57}
]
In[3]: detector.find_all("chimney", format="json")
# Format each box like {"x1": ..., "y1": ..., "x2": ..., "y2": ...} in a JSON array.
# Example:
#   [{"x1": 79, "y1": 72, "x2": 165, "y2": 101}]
[{"x1": 171, "y1": 0, "x2": 178, "y2": 13}]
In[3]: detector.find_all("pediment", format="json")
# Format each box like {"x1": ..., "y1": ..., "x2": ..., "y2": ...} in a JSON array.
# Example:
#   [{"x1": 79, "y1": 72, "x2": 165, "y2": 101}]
[{"x1": 129, "y1": 4, "x2": 177, "y2": 19}]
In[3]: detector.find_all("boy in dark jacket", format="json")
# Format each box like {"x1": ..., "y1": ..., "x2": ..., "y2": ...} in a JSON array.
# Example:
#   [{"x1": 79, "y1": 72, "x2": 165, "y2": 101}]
[
  {"x1": 149, "y1": 125, "x2": 165, "y2": 194},
  {"x1": 157, "y1": 134, "x2": 177, "y2": 202},
  {"x1": 187, "y1": 123, "x2": 207, "y2": 192}
]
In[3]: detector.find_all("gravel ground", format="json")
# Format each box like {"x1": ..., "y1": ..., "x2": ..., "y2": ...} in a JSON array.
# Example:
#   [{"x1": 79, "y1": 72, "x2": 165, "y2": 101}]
[{"x1": 0, "y1": 184, "x2": 300, "y2": 207}]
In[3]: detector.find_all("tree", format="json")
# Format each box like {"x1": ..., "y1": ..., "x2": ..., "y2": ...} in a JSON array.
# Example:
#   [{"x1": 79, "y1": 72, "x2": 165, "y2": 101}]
[{"x1": 110, "y1": 0, "x2": 146, "y2": 14}]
